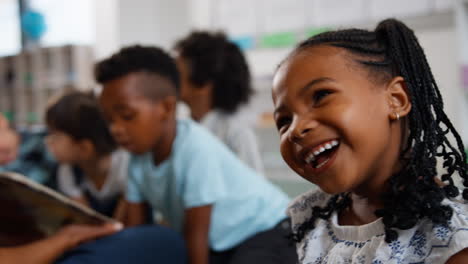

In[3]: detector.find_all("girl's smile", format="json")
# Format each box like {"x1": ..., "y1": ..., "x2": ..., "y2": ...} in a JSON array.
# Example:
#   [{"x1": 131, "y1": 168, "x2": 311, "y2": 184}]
[{"x1": 300, "y1": 139, "x2": 340, "y2": 173}]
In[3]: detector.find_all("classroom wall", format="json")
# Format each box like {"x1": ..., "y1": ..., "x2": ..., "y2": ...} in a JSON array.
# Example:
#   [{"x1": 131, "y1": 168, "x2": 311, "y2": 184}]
[
  {"x1": 94, "y1": 0, "x2": 119, "y2": 60},
  {"x1": 417, "y1": 27, "x2": 463, "y2": 132},
  {"x1": 118, "y1": 0, "x2": 191, "y2": 49},
  {"x1": 93, "y1": 0, "x2": 191, "y2": 59}
]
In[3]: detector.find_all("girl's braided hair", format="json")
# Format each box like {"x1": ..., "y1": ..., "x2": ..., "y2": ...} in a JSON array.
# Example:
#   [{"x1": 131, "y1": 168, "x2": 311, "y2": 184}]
[{"x1": 289, "y1": 19, "x2": 468, "y2": 243}]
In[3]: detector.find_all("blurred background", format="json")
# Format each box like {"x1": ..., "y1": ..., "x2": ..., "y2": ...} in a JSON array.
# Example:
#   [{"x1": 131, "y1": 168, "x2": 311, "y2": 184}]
[{"x1": 1, "y1": 0, "x2": 467, "y2": 197}]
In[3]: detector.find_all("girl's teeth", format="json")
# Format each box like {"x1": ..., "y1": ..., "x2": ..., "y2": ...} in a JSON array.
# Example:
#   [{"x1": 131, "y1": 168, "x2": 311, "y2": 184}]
[
  {"x1": 305, "y1": 154, "x2": 315, "y2": 163},
  {"x1": 315, "y1": 158, "x2": 329, "y2": 169},
  {"x1": 304, "y1": 140, "x2": 340, "y2": 165}
]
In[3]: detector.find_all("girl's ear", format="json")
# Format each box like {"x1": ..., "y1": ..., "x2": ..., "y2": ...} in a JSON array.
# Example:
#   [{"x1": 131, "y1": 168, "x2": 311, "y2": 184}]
[{"x1": 386, "y1": 76, "x2": 412, "y2": 121}]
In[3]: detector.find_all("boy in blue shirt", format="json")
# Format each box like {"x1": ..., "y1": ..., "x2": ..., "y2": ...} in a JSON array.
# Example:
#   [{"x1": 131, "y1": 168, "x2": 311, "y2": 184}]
[{"x1": 96, "y1": 46, "x2": 296, "y2": 264}]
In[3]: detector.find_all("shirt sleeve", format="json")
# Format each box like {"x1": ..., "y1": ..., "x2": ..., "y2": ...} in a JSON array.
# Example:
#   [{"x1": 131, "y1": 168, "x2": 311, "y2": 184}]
[
  {"x1": 179, "y1": 141, "x2": 228, "y2": 209},
  {"x1": 125, "y1": 156, "x2": 145, "y2": 203},
  {"x1": 57, "y1": 165, "x2": 82, "y2": 198}
]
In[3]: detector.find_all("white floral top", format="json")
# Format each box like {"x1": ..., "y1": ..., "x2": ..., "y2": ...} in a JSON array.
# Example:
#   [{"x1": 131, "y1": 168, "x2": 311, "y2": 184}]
[{"x1": 288, "y1": 190, "x2": 468, "y2": 264}]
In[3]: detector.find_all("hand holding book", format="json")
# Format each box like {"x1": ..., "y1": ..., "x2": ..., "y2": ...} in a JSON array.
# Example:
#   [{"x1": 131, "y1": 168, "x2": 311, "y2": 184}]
[{"x1": 0, "y1": 172, "x2": 118, "y2": 246}]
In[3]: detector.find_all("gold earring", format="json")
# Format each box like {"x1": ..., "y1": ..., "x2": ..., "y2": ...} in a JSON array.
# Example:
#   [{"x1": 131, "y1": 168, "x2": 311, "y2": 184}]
[{"x1": 395, "y1": 112, "x2": 400, "y2": 121}]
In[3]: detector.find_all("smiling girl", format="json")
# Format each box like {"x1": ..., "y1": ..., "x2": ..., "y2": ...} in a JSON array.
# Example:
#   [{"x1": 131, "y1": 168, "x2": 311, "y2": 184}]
[{"x1": 272, "y1": 19, "x2": 468, "y2": 263}]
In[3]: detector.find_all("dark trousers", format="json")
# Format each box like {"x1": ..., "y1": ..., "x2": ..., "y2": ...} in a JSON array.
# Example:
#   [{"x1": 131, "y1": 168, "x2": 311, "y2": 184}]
[
  {"x1": 56, "y1": 225, "x2": 187, "y2": 264},
  {"x1": 210, "y1": 218, "x2": 298, "y2": 264}
]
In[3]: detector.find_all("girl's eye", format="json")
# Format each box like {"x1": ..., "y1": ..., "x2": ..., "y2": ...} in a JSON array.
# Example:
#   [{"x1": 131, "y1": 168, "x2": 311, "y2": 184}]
[
  {"x1": 276, "y1": 116, "x2": 292, "y2": 131},
  {"x1": 313, "y1": 90, "x2": 333, "y2": 104}
]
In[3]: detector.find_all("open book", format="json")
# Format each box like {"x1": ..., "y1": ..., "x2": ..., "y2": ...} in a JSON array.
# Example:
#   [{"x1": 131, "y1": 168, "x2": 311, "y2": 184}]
[{"x1": 0, "y1": 172, "x2": 114, "y2": 247}]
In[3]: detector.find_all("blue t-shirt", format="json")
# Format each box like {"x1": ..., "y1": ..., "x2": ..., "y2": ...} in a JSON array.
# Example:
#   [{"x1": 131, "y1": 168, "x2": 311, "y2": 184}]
[{"x1": 127, "y1": 119, "x2": 289, "y2": 251}]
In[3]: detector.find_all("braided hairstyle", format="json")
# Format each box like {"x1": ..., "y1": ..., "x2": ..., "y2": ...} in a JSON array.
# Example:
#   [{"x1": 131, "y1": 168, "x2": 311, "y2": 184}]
[{"x1": 288, "y1": 19, "x2": 468, "y2": 243}]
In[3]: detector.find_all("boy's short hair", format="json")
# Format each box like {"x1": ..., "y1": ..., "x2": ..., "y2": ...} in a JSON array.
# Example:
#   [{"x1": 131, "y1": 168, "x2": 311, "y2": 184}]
[
  {"x1": 94, "y1": 45, "x2": 180, "y2": 99},
  {"x1": 174, "y1": 31, "x2": 253, "y2": 113},
  {"x1": 46, "y1": 91, "x2": 117, "y2": 155}
]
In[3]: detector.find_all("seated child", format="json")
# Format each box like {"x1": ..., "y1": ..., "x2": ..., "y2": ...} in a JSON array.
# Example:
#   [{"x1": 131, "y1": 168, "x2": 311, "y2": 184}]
[
  {"x1": 96, "y1": 45, "x2": 297, "y2": 264},
  {"x1": 174, "y1": 31, "x2": 264, "y2": 173},
  {"x1": 0, "y1": 114, "x2": 55, "y2": 186},
  {"x1": 272, "y1": 19, "x2": 468, "y2": 263},
  {"x1": 45, "y1": 91, "x2": 129, "y2": 219},
  {"x1": 0, "y1": 108, "x2": 185, "y2": 264}
]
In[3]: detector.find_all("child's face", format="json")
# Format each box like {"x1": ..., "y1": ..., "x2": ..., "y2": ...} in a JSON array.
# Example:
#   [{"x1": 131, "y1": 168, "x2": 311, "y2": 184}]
[
  {"x1": 175, "y1": 56, "x2": 210, "y2": 120},
  {"x1": 176, "y1": 56, "x2": 198, "y2": 109},
  {"x1": 99, "y1": 73, "x2": 169, "y2": 155},
  {"x1": 45, "y1": 130, "x2": 82, "y2": 163},
  {"x1": 272, "y1": 46, "x2": 401, "y2": 194}
]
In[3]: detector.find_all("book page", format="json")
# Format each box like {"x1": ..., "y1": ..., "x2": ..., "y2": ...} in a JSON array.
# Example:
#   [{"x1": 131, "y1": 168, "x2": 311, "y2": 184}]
[{"x1": 0, "y1": 172, "x2": 114, "y2": 246}]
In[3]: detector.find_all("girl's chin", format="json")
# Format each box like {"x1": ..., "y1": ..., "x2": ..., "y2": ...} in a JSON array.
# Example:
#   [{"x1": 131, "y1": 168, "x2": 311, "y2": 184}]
[{"x1": 312, "y1": 178, "x2": 352, "y2": 195}]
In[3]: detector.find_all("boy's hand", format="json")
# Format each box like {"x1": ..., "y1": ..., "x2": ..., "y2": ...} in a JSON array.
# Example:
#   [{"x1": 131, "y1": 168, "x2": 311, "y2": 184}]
[{"x1": 54, "y1": 222, "x2": 123, "y2": 250}]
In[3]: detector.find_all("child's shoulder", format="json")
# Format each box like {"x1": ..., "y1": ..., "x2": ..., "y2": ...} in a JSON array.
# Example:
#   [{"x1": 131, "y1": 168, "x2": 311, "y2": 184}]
[
  {"x1": 293, "y1": 196, "x2": 468, "y2": 263},
  {"x1": 431, "y1": 199, "x2": 468, "y2": 244},
  {"x1": 175, "y1": 119, "x2": 211, "y2": 146},
  {"x1": 174, "y1": 119, "x2": 229, "y2": 156},
  {"x1": 288, "y1": 188, "x2": 330, "y2": 212},
  {"x1": 287, "y1": 188, "x2": 330, "y2": 228},
  {"x1": 396, "y1": 199, "x2": 468, "y2": 263}
]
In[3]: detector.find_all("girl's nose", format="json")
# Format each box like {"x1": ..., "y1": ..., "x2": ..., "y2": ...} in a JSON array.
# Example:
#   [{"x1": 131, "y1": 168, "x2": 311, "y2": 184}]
[{"x1": 289, "y1": 117, "x2": 319, "y2": 143}]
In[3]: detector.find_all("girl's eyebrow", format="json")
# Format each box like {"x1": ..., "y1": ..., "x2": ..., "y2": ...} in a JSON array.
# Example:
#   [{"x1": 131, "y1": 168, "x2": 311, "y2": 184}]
[
  {"x1": 273, "y1": 77, "x2": 336, "y2": 116},
  {"x1": 298, "y1": 77, "x2": 335, "y2": 97}
]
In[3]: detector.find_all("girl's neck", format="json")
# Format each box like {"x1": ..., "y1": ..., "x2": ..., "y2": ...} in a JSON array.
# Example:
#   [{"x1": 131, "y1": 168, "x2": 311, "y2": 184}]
[
  {"x1": 339, "y1": 119, "x2": 407, "y2": 226},
  {"x1": 77, "y1": 154, "x2": 112, "y2": 191},
  {"x1": 339, "y1": 157, "x2": 406, "y2": 226},
  {"x1": 338, "y1": 193, "x2": 383, "y2": 226}
]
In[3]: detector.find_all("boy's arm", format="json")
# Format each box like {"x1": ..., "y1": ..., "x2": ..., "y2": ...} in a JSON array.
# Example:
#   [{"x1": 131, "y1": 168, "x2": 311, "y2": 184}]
[
  {"x1": 125, "y1": 201, "x2": 149, "y2": 227},
  {"x1": 0, "y1": 223, "x2": 121, "y2": 264},
  {"x1": 184, "y1": 205, "x2": 212, "y2": 264}
]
